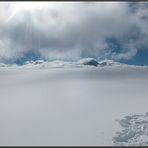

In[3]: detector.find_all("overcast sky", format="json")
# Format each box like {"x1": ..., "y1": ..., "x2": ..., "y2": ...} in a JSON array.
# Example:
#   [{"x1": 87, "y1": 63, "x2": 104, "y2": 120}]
[{"x1": 0, "y1": 2, "x2": 148, "y2": 65}]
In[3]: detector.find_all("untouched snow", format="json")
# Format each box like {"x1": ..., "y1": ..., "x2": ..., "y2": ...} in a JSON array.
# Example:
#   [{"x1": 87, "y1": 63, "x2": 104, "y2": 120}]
[{"x1": 0, "y1": 65, "x2": 148, "y2": 145}]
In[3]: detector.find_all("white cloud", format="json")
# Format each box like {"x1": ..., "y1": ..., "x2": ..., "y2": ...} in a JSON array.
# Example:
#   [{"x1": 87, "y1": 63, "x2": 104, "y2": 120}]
[{"x1": 0, "y1": 2, "x2": 148, "y2": 62}]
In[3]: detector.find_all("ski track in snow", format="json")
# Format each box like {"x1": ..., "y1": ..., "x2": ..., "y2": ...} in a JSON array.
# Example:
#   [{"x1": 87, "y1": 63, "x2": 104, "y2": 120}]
[{"x1": 113, "y1": 112, "x2": 148, "y2": 146}]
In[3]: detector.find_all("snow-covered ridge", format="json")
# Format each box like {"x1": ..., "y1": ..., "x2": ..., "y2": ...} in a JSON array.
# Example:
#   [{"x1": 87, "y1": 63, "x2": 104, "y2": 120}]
[
  {"x1": 22, "y1": 58, "x2": 101, "y2": 68},
  {"x1": 98, "y1": 59, "x2": 124, "y2": 66},
  {"x1": 23, "y1": 58, "x2": 126, "y2": 68},
  {"x1": 0, "y1": 58, "x2": 146, "y2": 69},
  {"x1": 0, "y1": 59, "x2": 124, "y2": 68},
  {"x1": 0, "y1": 62, "x2": 17, "y2": 68}
]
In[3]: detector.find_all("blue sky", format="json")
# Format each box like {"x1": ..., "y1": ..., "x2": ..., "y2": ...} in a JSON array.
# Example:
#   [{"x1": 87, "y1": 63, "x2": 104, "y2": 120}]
[
  {"x1": 120, "y1": 50, "x2": 148, "y2": 66},
  {"x1": 0, "y1": 2, "x2": 148, "y2": 65}
]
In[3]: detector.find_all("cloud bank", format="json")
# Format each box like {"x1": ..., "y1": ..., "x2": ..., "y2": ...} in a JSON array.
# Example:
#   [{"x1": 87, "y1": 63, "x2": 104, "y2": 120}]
[{"x1": 0, "y1": 2, "x2": 148, "y2": 63}]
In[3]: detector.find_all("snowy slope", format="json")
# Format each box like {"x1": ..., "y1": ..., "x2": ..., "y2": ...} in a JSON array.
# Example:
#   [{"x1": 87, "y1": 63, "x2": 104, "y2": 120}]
[{"x1": 0, "y1": 65, "x2": 148, "y2": 145}]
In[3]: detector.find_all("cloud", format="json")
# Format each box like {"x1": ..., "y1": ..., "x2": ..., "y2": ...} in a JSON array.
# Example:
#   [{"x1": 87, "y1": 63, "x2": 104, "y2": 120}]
[{"x1": 0, "y1": 2, "x2": 148, "y2": 63}]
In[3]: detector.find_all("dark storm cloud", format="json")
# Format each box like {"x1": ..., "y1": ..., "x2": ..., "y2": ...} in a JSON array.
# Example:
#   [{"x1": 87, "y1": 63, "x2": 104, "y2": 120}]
[{"x1": 0, "y1": 2, "x2": 148, "y2": 62}]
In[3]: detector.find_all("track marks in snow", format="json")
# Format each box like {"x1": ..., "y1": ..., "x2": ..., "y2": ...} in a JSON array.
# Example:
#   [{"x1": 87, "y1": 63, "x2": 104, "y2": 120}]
[{"x1": 113, "y1": 112, "x2": 148, "y2": 146}]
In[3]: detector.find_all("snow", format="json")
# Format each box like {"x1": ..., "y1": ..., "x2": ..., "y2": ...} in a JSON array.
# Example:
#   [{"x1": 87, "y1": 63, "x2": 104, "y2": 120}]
[
  {"x1": 113, "y1": 112, "x2": 148, "y2": 146},
  {"x1": 3, "y1": 59, "x2": 126, "y2": 69},
  {"x1": 19, "y1": 60, "x2": 88, "y2": 69},
  {"x1": 98, "y1": 59, "x2": 124, "y2": 66},
  {"x1": 0, "y1": 64, "x2": 148, "y2": 145}
]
